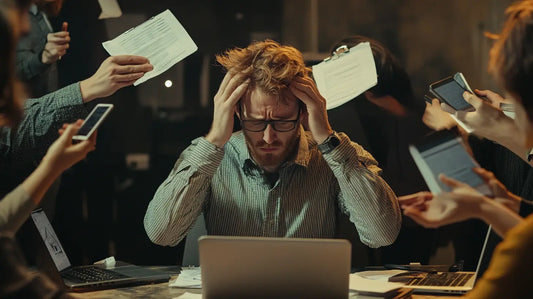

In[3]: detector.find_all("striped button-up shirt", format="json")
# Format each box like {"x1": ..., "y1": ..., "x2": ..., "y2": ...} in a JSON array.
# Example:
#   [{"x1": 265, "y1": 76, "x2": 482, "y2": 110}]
[{"x1": 144, "y1": 128, "x2": 401, "y2": 248}]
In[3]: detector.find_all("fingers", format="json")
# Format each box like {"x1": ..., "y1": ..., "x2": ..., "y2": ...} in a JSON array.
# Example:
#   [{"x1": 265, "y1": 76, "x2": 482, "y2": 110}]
[
  {"x1": 472, "y1": 167, "x2": 495, "y2": 182},
  {"x1": 109, "y1": 55, "x2": 150, "y2": 65},
  {"x1": 218, "y1": 72, "x2": 249, "y2": 104},
  {"x1": 474, "y1": 89, "x2": 504, "y2": 104},
  {"x1": 440, "y1": 101, "x2": 456, "y2": 114},
  {"x1": 48, "y1": 31, "x2": 70, "y2": 41},
  {"x1": 111, "y1": 73, "x2": 146, "y2": 83},
  {"x1": 62, "y1": 22, "x2": 68, "y2": 32},
  {"x1": 439, "y1": 173, "x2": 468, "y2": 189},
  {"x1": 57, "y1": 123, "x2": 78, "y2": 144},
  {"x1": 462, "y1": 91, "x2": 484, "y2": 109},
  {"x1": 227, "y1": 78, "x2": 250, "y2": 107},
  {"x1": 403, "y1": 208, "x2": 439, "y2": 228},
  {"x1": 216, "y1": 71, "x2": 235, "y2": 98},
  {"x1": 113, "y1": 64, "x2": 154, "y2": 75},
  {"x1": 289, "y1": 76, "x2": 322, "y2": 106},
  {"x1": 398, "y1": 191, "x2": 433, "y2": 208}
]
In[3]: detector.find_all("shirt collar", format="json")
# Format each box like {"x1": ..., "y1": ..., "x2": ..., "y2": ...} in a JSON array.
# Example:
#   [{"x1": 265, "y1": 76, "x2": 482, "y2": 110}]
[
  {"x1": 235, "y1": 126, "x2": 313, "y2": 174},
  {"x1": 29, "y1": 4, "x2": 38, "y2": 15}
]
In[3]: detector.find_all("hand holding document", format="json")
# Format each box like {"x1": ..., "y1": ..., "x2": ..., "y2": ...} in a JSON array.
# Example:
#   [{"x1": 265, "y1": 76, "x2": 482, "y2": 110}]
[
  {"x1": 312, "y1": 42, "x2": 377, "y2": 110},
  {"x1": 102, "y1": 9, "x2": 197, "y2": 86}
]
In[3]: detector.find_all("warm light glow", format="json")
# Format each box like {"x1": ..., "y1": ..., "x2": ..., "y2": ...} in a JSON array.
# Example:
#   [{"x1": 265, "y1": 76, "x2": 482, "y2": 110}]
[{"x1": 164, "y1": 80, "x2": 173, "y2": 88}]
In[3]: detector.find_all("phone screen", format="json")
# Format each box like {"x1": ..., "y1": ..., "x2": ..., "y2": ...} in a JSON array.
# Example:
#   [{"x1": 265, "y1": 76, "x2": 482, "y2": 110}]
[
  {"x1": 73, "y1": 105, "x2": 113, "y2": 140},
  {"x1": 431, "y1": 79, "x2": 473, "y2": 111},
  {"x1": 409, "y1": 130, "x2": 492, "y2": 196}
]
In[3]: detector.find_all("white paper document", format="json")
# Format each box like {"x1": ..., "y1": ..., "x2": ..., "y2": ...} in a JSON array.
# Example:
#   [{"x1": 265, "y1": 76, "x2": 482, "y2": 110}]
[
  {"x1": 349, "y1": 273, "x2": 404, "y2": 293},
  {"x1": 169, "y1": 267, "x2": 202, "y2": 289},
  {"x1": 102, "y1": 9, "x2": 197, "y2": 86},
  {"x1": 98, "y1": 0, "x2": 122, "y2": 19},
  {"x1": 312, "y1": 42, "x2": 377, "y2": 110}
]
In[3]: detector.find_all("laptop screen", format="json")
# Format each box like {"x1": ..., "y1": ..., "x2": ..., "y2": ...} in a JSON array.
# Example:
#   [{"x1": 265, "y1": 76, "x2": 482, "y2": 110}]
[{"x1": 31, "y1": 209, "x2": 71, "y2": 271}]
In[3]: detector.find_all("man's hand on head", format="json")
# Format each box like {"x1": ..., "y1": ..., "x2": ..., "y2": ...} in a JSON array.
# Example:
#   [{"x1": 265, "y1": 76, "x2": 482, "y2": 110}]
[
  {"x1": 79, "y1": 55, "x2": 153, "y2": 103},
  {"x1": 289, "y1": 76, "x2": 332, "y2": 144},
  {"x1": 205, "y1": 71, "x2": 250, "y2": 148}
]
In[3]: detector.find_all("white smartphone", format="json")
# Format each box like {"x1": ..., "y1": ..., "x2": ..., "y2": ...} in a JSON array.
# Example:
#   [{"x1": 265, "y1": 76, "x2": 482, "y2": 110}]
[{"x1": 72, "y1": 103, "x2": 114, "y2": 140}]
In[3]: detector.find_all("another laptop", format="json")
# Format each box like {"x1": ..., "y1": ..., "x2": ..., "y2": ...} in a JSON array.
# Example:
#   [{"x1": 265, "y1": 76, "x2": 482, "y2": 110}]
[
  {"x1": 26, "y1": 209, "x2": 171, "y2": 292},
  {"x1": 199, "y1": 236, "x2": 351, "y2": 298},
  {"x1": 389, "y1": 219, "x2": 492, "y2": 294}
]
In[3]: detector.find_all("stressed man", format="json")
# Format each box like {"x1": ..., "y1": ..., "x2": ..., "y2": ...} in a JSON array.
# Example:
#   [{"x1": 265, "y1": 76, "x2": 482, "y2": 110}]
[{"x1": 144, "y1": 40, "x2": 401, "y2": 248}]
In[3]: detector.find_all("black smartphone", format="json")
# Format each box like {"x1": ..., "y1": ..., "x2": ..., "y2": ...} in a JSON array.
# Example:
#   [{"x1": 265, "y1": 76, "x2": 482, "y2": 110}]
[{"x1": 429, "y1": 77, "x2": 474, "y2": 111}]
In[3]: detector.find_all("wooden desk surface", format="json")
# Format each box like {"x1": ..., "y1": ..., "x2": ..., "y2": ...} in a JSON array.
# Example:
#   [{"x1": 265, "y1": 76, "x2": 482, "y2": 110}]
[{"x1": 71, "y1": 282, "x2": 458, "y2": 298}]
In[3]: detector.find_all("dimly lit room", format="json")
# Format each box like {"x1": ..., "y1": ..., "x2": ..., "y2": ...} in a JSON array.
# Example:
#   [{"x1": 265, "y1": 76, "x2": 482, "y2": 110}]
[{"x1": 2, "y1": 0, "x2": 533, "y2": 298}]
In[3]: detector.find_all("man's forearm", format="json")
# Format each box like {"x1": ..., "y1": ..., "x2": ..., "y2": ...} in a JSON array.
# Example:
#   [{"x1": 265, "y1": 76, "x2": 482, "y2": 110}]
[
  {"x1": 144, "y1": 137, "x2": 224, "y2": 246},
  {"x1": 323, "y1": 133, "x2": 401, "y2": 248}
]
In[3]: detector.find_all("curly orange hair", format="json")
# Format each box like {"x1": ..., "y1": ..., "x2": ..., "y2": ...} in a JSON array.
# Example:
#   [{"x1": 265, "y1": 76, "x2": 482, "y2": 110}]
[{"x1": 216, "y1": 39, "x2": 310, "y2": 96}]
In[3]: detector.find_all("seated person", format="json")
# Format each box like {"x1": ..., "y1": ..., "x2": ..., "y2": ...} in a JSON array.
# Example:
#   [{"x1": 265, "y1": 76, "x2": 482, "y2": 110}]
[
  {"x1": 144, "y1": 39, "x2": 401, "y2": 248},
  {"x1": 402, "y1": 1, "x2": 533, "y2": 297}
]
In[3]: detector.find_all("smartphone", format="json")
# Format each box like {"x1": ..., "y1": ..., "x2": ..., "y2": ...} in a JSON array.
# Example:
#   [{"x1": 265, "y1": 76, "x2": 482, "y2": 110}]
[
  {"x1": 429, "y1": 76, "x2": 474, "y2": 111},
  {"x1": 72, "y1": 103, "x2": 113, "y2": 140},
  {"x1": 409, "y1": 128, "x2": 492, "y2": 196}
]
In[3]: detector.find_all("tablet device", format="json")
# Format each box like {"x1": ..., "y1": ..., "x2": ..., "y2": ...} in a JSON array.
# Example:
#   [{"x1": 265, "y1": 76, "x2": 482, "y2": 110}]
[
  {"x1": 72, "y1": 103, "x2": 113, "y2": 140},
  {"x1": 429, "y1": 76, "x2": 474, "y2": 111},
  {"x1": 409, "y1": 129, "x2": 492, "y2": 196}
]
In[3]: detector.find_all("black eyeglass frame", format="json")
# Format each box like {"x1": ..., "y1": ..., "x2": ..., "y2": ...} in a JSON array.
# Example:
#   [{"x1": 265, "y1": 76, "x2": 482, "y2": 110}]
[{"x1": 239, "y1": 101, "x2": 303, "y2": 132}]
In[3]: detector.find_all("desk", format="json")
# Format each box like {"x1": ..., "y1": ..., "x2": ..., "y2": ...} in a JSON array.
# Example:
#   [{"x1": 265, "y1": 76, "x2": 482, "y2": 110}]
[{"x1": 73, "y1": 282, "x2": 457, "y2": 298}]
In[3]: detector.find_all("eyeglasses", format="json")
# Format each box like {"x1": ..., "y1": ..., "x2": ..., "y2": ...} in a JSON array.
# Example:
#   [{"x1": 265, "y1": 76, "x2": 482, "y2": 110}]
[{"x1": 241, "y1": 112, "x2": 300, "y2": 132}]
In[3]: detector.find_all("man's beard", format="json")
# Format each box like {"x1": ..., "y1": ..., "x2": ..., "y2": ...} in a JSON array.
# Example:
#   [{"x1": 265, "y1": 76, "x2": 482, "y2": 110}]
[{"x1": 245, "y1": 130, "x2": 300, "y2": 172}]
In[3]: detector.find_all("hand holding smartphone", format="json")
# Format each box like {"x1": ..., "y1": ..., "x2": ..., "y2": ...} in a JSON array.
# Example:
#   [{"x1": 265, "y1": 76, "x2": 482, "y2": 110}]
[
  {"x1": 72, "y1": 104, "x2": 113, "y2": 140},
  {"x1": 429, "y1": 75, "x2": 474, "y2": 111}
]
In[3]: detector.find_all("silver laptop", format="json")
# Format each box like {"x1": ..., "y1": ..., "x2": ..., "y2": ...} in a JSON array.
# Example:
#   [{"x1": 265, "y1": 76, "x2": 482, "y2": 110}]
[
  {"x1": 389, "y1": 224, "x2": 491, "y2": 294},
  {"x1": 199, "y1": 236, "x2": 351, "y2": 298},
  {"x1": 28, "y1": 209, "x2": 170, "y2": 292}
]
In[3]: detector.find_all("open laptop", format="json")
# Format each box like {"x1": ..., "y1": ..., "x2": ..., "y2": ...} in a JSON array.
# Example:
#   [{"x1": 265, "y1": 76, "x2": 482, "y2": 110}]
[
  {"x1": 26, "y1": 208, "x2": 170, "y2": 292},
  {"x1": 199, "y1": 236, "x2": 351, "y2": 298},
  {"x1": 389, "y1": 226, "x2": 491, "y2": 294}
]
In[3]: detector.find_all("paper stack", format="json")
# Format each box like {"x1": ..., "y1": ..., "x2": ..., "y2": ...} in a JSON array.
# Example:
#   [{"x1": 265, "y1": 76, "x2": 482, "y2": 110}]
[{"x1": 349, "y1": 273, "x2": 412, "y2": 298}]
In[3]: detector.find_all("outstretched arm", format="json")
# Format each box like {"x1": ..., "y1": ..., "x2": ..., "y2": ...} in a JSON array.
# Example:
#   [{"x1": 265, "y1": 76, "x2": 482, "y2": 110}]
[
  {"x1": 403, "y1": 172, "x2": 523, "y2": 238},
  {"x1": 0, "y1": 122, "x2": 96, "y2": 236}
]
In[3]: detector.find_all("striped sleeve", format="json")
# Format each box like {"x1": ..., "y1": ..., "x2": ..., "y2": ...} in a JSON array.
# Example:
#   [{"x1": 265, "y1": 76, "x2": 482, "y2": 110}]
[
  {"x1": 323, "y1": 132, "x2": 402, "y2": 248},
  {"x1": 144, "y1": 137, "x2": 224, "y2": 246}
]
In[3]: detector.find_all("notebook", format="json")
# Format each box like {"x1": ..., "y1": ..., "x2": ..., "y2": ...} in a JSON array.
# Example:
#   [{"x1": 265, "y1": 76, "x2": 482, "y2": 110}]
[
  {"x1": 27, "y1": 209, "x2": 170, "y2": 292},
  {"x1": 198, "y1": 236, "x2": 351, "y2": 298},
  {"x1": 389, "y1": 226, "x2": 491, "y2": 294}
]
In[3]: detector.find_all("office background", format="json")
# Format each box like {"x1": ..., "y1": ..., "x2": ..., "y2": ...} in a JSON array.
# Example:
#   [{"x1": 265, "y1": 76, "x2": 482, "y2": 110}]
[{"x1": 41, "y1": 0, "x2": 513, "y2": 267}]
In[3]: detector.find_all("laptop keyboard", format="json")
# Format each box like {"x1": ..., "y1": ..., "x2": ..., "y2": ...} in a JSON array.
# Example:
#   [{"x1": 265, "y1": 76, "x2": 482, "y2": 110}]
[
  {"x1": 407, "y1": 272, "x2": 474, "y2": 287},
  {"x1": 62, "y1": 266, "x2": 129, "y2": 283}
]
